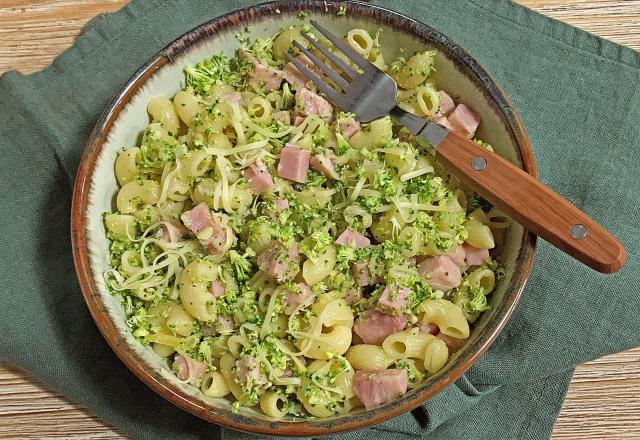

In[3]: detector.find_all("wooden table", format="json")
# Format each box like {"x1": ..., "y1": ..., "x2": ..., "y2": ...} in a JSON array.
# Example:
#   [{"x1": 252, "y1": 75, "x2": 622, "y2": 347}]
[{"x1": 1, "y1": 1, "x2": 639, "y2": 438}]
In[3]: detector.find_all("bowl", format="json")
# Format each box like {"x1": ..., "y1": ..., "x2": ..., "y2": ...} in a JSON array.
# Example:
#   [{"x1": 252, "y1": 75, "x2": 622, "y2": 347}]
[{"x1": 71, "y1": 0, "x2": 537, "y2": 436}]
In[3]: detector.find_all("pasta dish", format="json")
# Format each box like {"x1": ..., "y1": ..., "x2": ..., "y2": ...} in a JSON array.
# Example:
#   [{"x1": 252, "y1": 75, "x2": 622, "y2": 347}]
[{"x1": 103, "y1": 24, "x2": 507, "y2": 418}]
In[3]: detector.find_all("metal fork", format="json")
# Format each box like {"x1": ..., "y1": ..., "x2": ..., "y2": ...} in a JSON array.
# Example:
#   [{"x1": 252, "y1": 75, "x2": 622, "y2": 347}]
[{"x1": 285, "y1": 20, "x2": 626, "y2": 274}]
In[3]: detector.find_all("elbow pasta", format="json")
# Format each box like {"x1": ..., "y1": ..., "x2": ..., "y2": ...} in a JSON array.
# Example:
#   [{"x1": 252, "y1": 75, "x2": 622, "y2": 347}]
[
  {"x1": 418, "y1": 299, "x2": 470, "y2": 339},
  {"x1": 423, "y1": 337, "x2": 449, "y2": 374},
  {"x1": 116, "y1": 180, "x2": 160, "y2": 213},
  {"x1": 115, "y1": 147, "x2": 140, "y2": 186},
  {"x1": 201, "y1": 371, "x2": 231, "y2": 398},
  {"x1": 148, "y1": 96, "x2": 180, "y2": 134},
  {"x1": 103, "y1": 26, "x2": 504, "y2": 419},
  {"x1": 382, "y1": 328, "x2": 437, "y2": 359},
  {"x1": 346, "y1": 344, "x2": 395, "y2": 371},
  {"x1": 179, "y1": 260, "x2": 218, "y2": 322},
  {"x1": 346, "y1": 29, "x2": 374, "y2": 58}
]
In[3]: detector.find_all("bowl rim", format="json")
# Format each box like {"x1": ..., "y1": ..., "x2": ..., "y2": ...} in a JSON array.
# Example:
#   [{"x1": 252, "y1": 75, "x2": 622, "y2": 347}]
[{"x1": 71, "y1": 0, "x2": 537, "y2": 436}]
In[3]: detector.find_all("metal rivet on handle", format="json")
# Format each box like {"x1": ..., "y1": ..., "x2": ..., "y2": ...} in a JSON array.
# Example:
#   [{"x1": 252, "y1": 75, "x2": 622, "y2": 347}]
[
  {"x1": 471, "y1": 156, "x2": 487, "y2": 171},
  {"x1": 570, "y1": 224, "x2": 588, "y2": 240}
]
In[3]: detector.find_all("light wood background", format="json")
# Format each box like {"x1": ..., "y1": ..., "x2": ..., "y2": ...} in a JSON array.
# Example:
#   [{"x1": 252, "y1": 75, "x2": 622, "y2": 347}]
[{"x1": 0, "y1": 1, "x2": 639, "y2": 438}]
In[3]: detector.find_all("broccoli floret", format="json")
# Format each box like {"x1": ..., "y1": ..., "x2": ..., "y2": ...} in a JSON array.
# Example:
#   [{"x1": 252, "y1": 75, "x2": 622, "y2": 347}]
[{"x1": 229, "y1": 247, "x2": 256, "y2": 283}]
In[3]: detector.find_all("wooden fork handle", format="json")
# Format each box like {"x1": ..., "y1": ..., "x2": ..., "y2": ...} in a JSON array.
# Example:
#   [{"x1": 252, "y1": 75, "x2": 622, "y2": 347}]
[{"x1": 434, "y1": 132, "x2": 627, "y2": 274}]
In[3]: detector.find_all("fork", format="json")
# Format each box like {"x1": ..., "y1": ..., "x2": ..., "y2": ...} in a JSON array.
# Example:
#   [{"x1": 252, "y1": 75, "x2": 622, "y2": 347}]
[{"x1": 285, "y1": 20, "x2": 626, "y2": 274}]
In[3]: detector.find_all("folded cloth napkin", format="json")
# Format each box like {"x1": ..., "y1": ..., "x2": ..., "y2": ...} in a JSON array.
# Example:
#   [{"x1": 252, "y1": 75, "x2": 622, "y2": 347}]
[{"x1": 0, "y1": 0, "x2": 638, "y2": 439}]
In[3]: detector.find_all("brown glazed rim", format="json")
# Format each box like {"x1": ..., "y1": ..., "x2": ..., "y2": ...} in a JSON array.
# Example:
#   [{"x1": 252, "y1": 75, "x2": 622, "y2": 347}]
[{"x1": 71, "y1": 0, "x2": 537, "y2": 436}]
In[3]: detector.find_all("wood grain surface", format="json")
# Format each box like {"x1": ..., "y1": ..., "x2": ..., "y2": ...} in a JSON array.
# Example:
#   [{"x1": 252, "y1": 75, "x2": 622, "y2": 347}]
[{"x1": 1, "y1": 1, "x2": 639, "y2": 439}]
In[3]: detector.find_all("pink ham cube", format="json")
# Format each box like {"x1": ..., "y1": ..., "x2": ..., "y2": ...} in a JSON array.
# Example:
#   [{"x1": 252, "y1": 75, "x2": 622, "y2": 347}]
[
  {"x1": 284, "y1": 283, "x2": 314, "y2": 314},
  {"x1": 417, "y1": 256, "x2": 462, "y2": 291},
  {"x1": 353, "y1": 310, "x2": 406, "y2": 345},
  {"x1": 239, "y1": 49, "x2": 283, "y2": 92},
  {"x1": 244, "y1": 161, "x2": 273, "y2": 194},
  {"x1": 295, "y1": 87, "x2": 333, "y2": 122},
  {"x1": 463, "y1": 243, "x2": 490, "y2": 266},
  {"x1": 352, "y1": 261, "x2": 375, "y2": 287},
  {"x1": 447, "y1": 245, "x2": 466, "y2": 267},
  {"x1": 274, "y1": 198, "x2": 289, "y2": 212},
  {"x1": 282, "y1": 54, "x2": 322, "y2": 89},
  {"x1": 448, "y1": 104, "x2": 481, "y2": 138},
  {"x1": 354, "y1": 369, "x2": 408, "y2": 410},
  {"x1": 236, "y1": 356, "x2": 268, "y2": 387},
  {"x1": 277, "y1": 144, "x2": 310, "y2": 183},
  {"x1": 181, "y1": 203, "x2": 228, "y2": 255},
  {"x1": 438, "y1": 91, "x2": 455, "y2": 116},
  {"x1": 434, "y1": 115, "x2": 455, "y2": 132},
  {"x1": 335, "y1": 229, "x2": 370, "y2": 248},
  {"x1": 249, "y1": 62, "x2": 283, "y2": 92},
  {"x1": 309, "y1": 154, "x2": 338, "y2": 180},
  {"x1": 208, "y1": 280, "x2": 225, "y2": 298},
  {"x1": 215, "y1": 315, "x2": 234, "y2": 333},
  {"x1": 437, "y1": 333, "x2": 468, "y2": 355},
  {"x1": 377, "y1": 284, "x2": 410, "y2": 315},
  {"x1": 257, "y1": 241, "x2": 300, "y2": 282},
  {"x1": 159, "y1": 219, "x2": 187, "y2": 243},
  {"x1": 221, "y1": 92, "x2": 241, "y2": 104},
  {"x1": 344, "y1": 287, "x2": 363, "y2": 305},
  {"x1": 283, "y1": 62, "x2": 309, "y2": 89},
  {"x1": 338, "y1": 116, "x2": 361, "y2": 138},
  {"x1": 173, "y1": 354, "x2": 207, "y2": 382},
  {"x1": 419, "y1": 322, "x2": 439, "y2": 335}
]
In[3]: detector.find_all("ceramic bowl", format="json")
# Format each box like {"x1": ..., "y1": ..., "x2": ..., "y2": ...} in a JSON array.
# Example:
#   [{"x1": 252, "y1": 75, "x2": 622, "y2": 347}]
[{"x1": 71, "y1": 0, "x2": 537, "y2": 436}]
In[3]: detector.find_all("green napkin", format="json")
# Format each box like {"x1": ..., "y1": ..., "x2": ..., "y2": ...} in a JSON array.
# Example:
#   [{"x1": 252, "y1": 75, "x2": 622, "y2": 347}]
[{"x1": 1, "y1": 1, "x2": 638, "y2": 439}]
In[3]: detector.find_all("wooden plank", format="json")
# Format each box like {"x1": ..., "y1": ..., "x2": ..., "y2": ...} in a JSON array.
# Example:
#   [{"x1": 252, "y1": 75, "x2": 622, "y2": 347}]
[{"x1": 0, "y1": 1, "x2": 639, "y2": 439}]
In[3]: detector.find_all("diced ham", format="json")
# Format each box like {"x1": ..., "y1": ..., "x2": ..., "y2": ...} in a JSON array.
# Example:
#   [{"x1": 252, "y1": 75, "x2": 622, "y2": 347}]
[
  {"x1": 354, "y1": 369, "x2": 408, "y2": 410},
  {"x1": 267, "y1": 199, "x2": 289, "y2": 223},
  {"x1": 257, "y1": 241, "x2": 300, "y2": 282},
  {"x1": 277, "y1": 144, "x2": 310, "y2": 183},
  {"x1": 378, "y1": 284, "x2": 410, "y2": 315},
  {"x1": 173, "y1": 354, "x2": 207, "y2": 382},
  {"x1": 239, "y1": 49, "x2": 283, "y2": 92},
  {"x1": 419, "y1": 322, "x2": 439, "y2": 335},
  {"x1": 284, "y1": 283, "x2": 314, "y2": 314},
  {"x1": 181, "y1": 203, "x2": 228, "y2": 255},
  {"x1": 417, "y1": 256, "x2": 462, "y2": 291},
  {"x1": 310, "y1": 154, "x2": 339, "y2": 180},
  {"x1": 208, "y1": 280, "x2": 225, "y2": 298},
  {"x1": 221, "y1": 92, "x2": 241, "y2": 104},
  {"x1": 288, "y1": 242, "x2": 300, "y2": 260},
  {"x1": 236, "y1": 356, "x2": 268, "y2": 387},
  {"x1": 353, "y1": 310, "x2": 406, "y2": 345},
  {"x1": 434, "y1": 115, "x2": 456, "y2": 132},
  {"x1": 344, "y1": 288, "x2": 362, "y2": 305},
  {"x1": 244, "y1": 161, "x2": 274, "y2": 194},
  {"x1": 448, "y1": 104, "x2": 481, "y2": 138},
  {"x1": 216, "y1": 315, "x2": 234, "y2": 332},
  {"x1": 438, "y1": 91, "x2": 455, "y2": 116},
  {"x1": 447, "y1": 245, "x2": 466, "y2": 267},
  {"x1": 282, "y1": 54, "x2": 322, "y2": 89},
  {"x1": 274, "y1": 198, "x2": 289, "y2": 212},
  {"x1": 295, "y1": 87, "x2": 333, "y2": 122},
  {"x1": 437, "y1": 333, "x2": 468, "y2": 355},
  {"x1": 283, "y1": 63, "x2": 309, "y2": 89},
  {"x1": 159, "y1": 219, "x2": 187, "y2": 243},
  {"x1": 463, "y1": 243, "x2": 490, "y2": 266},
  {"x1": 293, "y1": 115, "x2": 306, "y2": 126},
  {"x1": 338, "y1": 116, "x2": 361, "y2": 138},
  {"x1": 335, "y1": 229, "x2": 370, "y2": 248},
  {"x1": 352, "y1": 261, "x2": 374, "y2": 287},
  {"x1": 249, "y1": 62, "x2": 283, "y2": 92}
]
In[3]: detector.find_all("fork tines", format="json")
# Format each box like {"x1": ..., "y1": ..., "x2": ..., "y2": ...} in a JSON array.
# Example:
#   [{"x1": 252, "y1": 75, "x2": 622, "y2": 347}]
[{"x1": 284, "y1": 20, "x2": 374, "y2": 104}]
